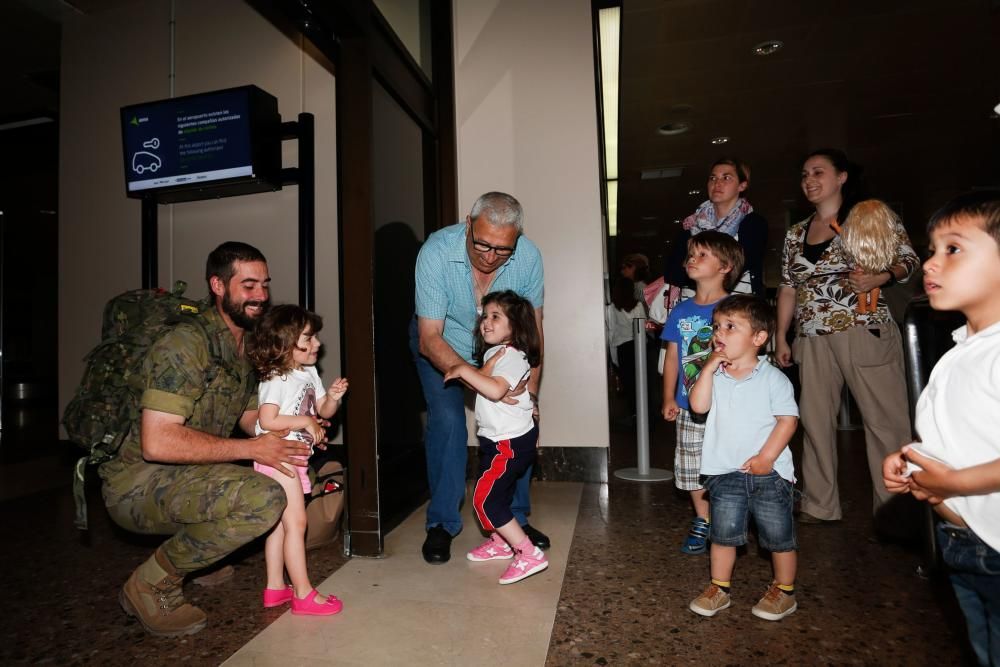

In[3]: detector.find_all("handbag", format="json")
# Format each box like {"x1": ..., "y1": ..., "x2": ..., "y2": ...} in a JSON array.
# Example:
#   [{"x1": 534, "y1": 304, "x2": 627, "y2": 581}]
[
  {"x1": 643, "y1": 277, "x2": 667, "y2": 323},
  {"x1": 305, "y1": 460, "x2": 346, "y2": 551}
]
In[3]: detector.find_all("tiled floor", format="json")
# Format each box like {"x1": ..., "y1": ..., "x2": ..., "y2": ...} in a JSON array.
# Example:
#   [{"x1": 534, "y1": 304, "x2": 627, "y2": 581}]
[
  {"x1": 226, "y1": 482, "x2": 582, "y2": 666},
  {"x1": 547, "y1": 420, "x2": 969, "y2": 665},
  {"x1": 0, "y1": 400, "x2": 971, "y2": 666}
]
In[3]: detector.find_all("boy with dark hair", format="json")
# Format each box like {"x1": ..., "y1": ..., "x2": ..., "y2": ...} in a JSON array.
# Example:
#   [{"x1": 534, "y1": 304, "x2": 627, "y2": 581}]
[
  {"x1": 662, "y1": 231, "x2": 744, "y2": 554},
  {"x1": 883, "y1": 191, "x2": 1000, "y2": 666},
  {"x1": 688, "y1": 294, "x2": 800, "y2": 621}
]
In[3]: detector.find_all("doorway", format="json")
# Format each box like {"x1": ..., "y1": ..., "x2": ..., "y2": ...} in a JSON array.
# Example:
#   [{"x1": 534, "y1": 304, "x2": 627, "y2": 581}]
[
  {"x1": 0, "y1": 121, "x2": 59, "y2": 459},
  {"x1": 259, "y1": 0, "x2": 457, "y2": 556}
]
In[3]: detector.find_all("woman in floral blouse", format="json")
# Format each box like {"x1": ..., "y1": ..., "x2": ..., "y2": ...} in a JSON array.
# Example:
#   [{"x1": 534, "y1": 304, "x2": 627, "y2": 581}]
[{"x1": 775, "y1": 148, "x2": 919, "y2": 525}]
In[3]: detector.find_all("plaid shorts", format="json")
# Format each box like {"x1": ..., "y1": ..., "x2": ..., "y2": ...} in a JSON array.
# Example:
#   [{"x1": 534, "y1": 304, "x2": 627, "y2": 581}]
[{"x1": 674, "y1": 408, "x2": 705, "y2": 491}]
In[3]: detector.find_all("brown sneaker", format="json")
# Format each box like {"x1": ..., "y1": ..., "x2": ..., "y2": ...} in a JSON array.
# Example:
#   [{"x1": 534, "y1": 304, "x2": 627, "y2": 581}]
[
  {"x1": 689, "y1": 584, "x2": 731, "y2": 617},
  {"x1": 120, "y1": 548, "x2": 208, "y2": 637},
  {"x1": 752, "y1": 583, "x2": 797, "y2": 621},
  {"x1": 190, "y1": 564, "x2": 234, "y2": 587}
]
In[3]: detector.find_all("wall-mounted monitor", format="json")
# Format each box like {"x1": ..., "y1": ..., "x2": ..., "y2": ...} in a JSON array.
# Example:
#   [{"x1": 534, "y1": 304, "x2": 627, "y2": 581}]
[{"x1": 121, "y1": 85, "x2": 282, "y2": 203}]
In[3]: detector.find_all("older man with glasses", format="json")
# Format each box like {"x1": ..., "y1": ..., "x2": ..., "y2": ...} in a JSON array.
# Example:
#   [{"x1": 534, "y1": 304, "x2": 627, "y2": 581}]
[{"x1": 409, "y1": 191, "x2": 549, "y2": 564}]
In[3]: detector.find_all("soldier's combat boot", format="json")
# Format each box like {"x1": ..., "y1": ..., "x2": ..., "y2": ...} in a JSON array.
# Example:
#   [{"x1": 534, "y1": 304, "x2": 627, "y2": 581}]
[{"x1": 120, "y1": 548, "x2": 207, "y2": 637}]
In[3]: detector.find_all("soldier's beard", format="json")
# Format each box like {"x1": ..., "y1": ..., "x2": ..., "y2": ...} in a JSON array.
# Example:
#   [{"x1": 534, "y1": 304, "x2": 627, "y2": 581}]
[{"x1": 222, "y1": 290, "x2": 269, "y2": 330}]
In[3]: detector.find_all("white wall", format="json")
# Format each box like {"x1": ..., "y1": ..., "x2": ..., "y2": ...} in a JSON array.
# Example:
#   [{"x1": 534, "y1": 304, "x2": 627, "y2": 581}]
[
  {"x1": 454, "y1": 0, "x2": 610, "y2": 447},
  {"x1": 58, "y1": 0, "x2": 340, "y2": 429},
  {"x1": 58, "y1": 0, "x2": 608, "y2": 450}
]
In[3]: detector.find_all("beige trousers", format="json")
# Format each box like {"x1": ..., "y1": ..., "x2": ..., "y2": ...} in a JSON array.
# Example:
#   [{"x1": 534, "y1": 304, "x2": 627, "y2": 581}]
[{"x1": 793, "y1": 323, "x2": 913, "y2": 520}]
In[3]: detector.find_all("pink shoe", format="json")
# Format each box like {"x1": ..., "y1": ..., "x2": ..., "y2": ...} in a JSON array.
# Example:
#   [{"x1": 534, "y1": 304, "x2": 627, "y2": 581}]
[
  {"x1": 291, "y1": 589, "x2": 343, "y2": 616},
  {"x1": 467, "y1": 533, "x2": 514, "y2": 561},
  {"x1": 262, "y1": 585, "x2": 294, "y2": 608},
  {"x1": 498, "y1": 545, "x2": 549, "y2": 585}
]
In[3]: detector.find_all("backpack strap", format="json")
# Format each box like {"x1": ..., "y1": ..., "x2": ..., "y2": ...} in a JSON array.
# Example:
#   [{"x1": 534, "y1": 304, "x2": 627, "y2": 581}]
[
  {"x1": 73, "y1": 456, "x2": 90, "y2": 530},
  {"x1": 165, "y1": 308, "x2": 225, "y2": 383},
  {"x1": 182, "y1": 308, "x2": 256, "y2": 420},
  {"x1": 187, "y1": 311, "x2": 224, "y2": 384}
]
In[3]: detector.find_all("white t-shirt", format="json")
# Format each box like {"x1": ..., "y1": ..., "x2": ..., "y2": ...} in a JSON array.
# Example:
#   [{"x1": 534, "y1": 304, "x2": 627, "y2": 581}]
[
  {"x1": 255, "y1": 365, "x2": 323, "y2": 446},
  {"x1": 914, "y1": 321, "x2": 1000, "y2": 551},
  {"x1": 475, "y1": 345, "x2": 534, "y2": 441}
]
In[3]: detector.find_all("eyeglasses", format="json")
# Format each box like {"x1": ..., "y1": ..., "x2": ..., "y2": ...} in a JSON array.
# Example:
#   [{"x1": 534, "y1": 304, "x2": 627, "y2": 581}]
[{"x1": 470, "y1": 227, "x2": 516, "y2": 257}]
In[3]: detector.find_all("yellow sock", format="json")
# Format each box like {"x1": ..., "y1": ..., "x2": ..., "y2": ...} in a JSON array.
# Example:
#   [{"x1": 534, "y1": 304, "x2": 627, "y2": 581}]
[
  {"x1": 776, "y1": 582, "x2": 795, "y2": 594},
  {"x1": 711, "y1": 578, "x2": 731, "y2": 592}
]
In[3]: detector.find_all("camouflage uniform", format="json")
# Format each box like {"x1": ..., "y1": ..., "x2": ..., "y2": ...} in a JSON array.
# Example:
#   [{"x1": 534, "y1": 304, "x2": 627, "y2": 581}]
[{"x1": 100, "y1": 303, "x2": 285, "y2": 574}]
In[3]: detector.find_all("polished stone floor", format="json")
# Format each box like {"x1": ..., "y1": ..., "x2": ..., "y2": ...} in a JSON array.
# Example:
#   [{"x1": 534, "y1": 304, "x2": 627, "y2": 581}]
[
  {"x1": 226, "y1": 482, "x2": 583, "y2": 666},
  {"x1": 0, "y1": 395, "x2": 972, "y2": 665},
  {"x1": 547, "y1": 418, "x2": 969, "y2": 666}
]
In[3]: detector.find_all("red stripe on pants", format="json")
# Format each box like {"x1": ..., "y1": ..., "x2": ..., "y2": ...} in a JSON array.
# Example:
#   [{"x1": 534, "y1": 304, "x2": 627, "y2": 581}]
[{"x1": 472, "y1": 438, "x2": 513, "y2": 531}]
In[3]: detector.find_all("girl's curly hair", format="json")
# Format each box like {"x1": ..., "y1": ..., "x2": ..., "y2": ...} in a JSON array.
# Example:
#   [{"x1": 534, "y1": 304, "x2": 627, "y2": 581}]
[
  {"x1": 245, "y1": 304, "x2": 323, "y2": 381},
  {"x1": 474, "y1": 290, "x2": 541, "y2": 367}
]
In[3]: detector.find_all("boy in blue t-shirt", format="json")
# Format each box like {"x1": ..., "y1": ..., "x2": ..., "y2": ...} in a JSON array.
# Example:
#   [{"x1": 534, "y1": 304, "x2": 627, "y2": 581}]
[
  {"x1": 661, "y1": 230, "x2": 744, "y2": 554},
  {"x1": 688, "y1": 295, "x2": 799, "y2": 621}
]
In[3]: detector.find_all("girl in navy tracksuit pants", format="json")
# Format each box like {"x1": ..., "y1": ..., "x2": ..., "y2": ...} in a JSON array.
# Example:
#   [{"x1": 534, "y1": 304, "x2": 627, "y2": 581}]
[{"x1": 444, "y1": 290, "x2": 548, "y2": 585}]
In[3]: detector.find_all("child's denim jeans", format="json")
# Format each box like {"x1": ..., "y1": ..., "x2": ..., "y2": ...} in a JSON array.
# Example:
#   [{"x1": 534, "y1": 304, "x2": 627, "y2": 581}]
[{"x1": 936, "y1": 522, "x2": 1000, "y2": 666}]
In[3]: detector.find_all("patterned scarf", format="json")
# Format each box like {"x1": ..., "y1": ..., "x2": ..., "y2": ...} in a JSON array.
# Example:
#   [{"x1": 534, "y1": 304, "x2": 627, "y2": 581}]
[{"x1": 682, "y1": 198, "x2": 753, "y2": 237}]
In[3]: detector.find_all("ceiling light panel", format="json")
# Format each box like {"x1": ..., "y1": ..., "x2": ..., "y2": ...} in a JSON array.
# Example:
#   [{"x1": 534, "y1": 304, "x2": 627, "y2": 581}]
[
  {"x1": 752, "y1": 40, "x2": 783, "y2": 56},
  {"x1": 640, "y1": 166, "x2": 684, "y2": 180},
  {"x1": 657, "y1": 121, "x2": 690, "y2": 136}
]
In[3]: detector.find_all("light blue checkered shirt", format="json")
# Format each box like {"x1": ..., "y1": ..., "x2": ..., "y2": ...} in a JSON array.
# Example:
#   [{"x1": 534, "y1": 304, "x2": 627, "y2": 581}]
[{"x1": 415, "y1": 222, "x2": 544, "y2": 364}]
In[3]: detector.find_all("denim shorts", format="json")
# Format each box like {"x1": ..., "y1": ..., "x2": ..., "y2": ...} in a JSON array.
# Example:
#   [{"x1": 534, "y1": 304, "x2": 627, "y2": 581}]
[{"x1": 702, "y1": 471, "x2": 797, "y2": 551}]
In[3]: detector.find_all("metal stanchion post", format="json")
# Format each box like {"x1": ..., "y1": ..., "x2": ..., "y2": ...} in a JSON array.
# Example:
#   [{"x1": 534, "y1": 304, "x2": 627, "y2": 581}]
[{"x1": 614, "y1": 317, "x2": 673, "y2": 482}]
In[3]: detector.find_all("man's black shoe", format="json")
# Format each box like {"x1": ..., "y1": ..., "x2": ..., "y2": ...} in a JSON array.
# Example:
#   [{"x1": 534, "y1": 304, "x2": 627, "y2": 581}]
[
  {"x1": 422, "y1": 526, "x2": 453, "y2": 564},
  {"x1": 522, "y1": 523, "x2": 550, "y2": 550}
]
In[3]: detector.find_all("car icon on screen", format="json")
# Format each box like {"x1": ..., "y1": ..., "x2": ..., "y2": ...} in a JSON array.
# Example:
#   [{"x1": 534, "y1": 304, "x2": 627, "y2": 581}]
[{"x1": 132, "y1": 151, "x2": 162, "y2": 174}]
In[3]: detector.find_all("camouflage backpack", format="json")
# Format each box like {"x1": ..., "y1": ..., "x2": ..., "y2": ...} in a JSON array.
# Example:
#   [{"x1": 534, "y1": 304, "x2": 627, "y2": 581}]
[{"x1": 63, "y1": 281, "x2": 221, "y2": 529}]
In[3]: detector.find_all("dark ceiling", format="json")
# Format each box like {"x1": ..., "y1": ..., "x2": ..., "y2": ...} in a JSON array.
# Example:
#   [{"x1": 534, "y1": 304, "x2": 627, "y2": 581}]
[
  {"x1": 0, "y1": 1, "x2": 62, "y2": 124},
  {"x1": 615, "y1": 0, "x2": 1000, "y2": 284},
  {"x1": 0, "y1": 0, "x2": 139, "y2": 125}
]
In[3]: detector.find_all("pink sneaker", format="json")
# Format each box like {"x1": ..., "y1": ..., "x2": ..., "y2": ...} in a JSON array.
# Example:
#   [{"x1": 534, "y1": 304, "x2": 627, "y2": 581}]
[
  {"x1": 467, "y1": 533, "x2": 514, "y2": 561},
  {"x1": 498, "y1": 545, "x2": 549, "y2": 585}
]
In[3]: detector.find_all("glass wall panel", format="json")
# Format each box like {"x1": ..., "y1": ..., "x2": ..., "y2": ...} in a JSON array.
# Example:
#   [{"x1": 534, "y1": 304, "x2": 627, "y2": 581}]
[
  {"x1": 373, "y1": 0, "x2": 433, "y2": 79},
  {"x1": 371, "y1": 80, "x2": 428, "y2": 531}
]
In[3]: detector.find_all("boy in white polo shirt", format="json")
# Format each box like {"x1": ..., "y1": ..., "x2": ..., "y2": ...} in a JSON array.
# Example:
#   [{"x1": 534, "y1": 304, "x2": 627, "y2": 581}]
[
  {"x1": 882, "y1": 191, "x2": 1000, "y2": 667},
  {"x1": 686, "y1": 295, "x2": 800, "y2": 621}
]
